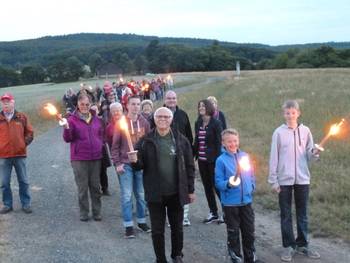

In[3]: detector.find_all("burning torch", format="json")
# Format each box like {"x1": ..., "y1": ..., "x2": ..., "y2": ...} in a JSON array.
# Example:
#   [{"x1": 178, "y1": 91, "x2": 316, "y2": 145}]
[
  {"x1": 315, "y1": 119, "x2": 345, "y2": 152},
  {"x1": 229, "y1": 155, "x2": 252, "y2": 186},
  {"x1": 44, "y1": 103, "x2": 68, "y2": 127}
]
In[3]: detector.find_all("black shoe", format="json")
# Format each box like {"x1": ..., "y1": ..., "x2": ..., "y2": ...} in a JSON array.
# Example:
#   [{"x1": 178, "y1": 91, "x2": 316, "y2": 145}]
[
  {"x1": 102, "y1": 189, "x2": 111, "y2": 196},
  {"x1": 137, "y1": 223, "x2": 151, "y2": 233},
  {"x1": 22, "y1": 206, "x2": 32, "y2": 214},
  {"x1": 0, "y1": 206, "x2": 13, "y2": 214},
  {"x1": 203, "y1": 212, "x2": 219, "y2": 224},
  {"x1": 172, "y1": 256, "x2": 183, "y2": 263},
  {"x1": 80, "y1": 215, "x2": 89, "y2": 222},
  {"x1": 125, "y1": 227, "x2": 135, "y2": 238},
  {"x1": 228, "y1": 250, "x2": 242, "y2": 263},
  {"x1": 93, "y1": 214, "x2": 102, "y2": 221}
]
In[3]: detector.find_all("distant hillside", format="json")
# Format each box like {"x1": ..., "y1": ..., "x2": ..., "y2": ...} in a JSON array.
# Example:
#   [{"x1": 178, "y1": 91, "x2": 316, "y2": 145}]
[{"x1": 0, "y1": 33, "x2": 349, "y2": 69}]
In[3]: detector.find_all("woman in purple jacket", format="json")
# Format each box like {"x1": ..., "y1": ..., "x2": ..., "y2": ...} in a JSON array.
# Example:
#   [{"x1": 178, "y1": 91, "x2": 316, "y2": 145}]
[{"x1": 63, "y1": 93, "x2": 104, "y2": 222}]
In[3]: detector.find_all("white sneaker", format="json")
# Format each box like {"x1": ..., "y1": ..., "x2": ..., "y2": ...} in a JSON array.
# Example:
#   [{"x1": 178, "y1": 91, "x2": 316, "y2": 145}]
[
  {"x1": 183, "y1": 218, "x2": 191, "y2": 226},
  {"x1": 281, "y1": 247, "x2": 295, "y2": 262}
]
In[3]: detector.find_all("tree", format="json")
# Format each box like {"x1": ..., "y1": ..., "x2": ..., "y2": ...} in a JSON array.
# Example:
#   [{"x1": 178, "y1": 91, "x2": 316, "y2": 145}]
[
  {"x1": 88, "y1": 53, "x2": 104, "y2": 75},
  {"x1": 21, "y1": 66, "x2": 46, "y2": 84},
  {"x1": 0, "y1": 66, "x2": 20, "y2": 88},
  {"x1": 65, "y1": 56, "x2": 84, "y2": 81}
]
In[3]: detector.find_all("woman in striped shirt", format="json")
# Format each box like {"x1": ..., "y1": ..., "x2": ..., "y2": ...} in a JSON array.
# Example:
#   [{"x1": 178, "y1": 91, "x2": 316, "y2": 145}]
[{"x1": 193, "y1": 99, "x2": 223, "y2": 224}]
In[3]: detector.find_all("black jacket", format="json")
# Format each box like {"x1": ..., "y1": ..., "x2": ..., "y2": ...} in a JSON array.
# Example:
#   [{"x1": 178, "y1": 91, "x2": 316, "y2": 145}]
[
  {"x1": 133, "y1": 129, "x2": 195, "y2": 206},
  {"x1": 193, "y1": 117, "x2": 223, "y2": 163}
]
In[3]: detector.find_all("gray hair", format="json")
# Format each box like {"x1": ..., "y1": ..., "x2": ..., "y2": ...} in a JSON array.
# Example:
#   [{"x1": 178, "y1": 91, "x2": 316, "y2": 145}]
[
  {"x1": 109, "y1": 102, "x2": 123, "y2": 111},
  {"x1": 154, "y1": 107, "x2": 173, "y2": 119},
  {"x1": 221, "y1": 128, "x2": 239, "y2": 137}
]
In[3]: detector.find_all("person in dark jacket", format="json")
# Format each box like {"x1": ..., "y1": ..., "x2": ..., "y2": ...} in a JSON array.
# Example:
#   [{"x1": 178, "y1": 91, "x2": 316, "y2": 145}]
[
  {"x1": 129, "y1": 107, "x2": 195, "y2": 263},
  {"x1": 63, "y1": 93, "x2": 104, "y2": 222},
  {"x1": 193, "y1": 99, "x2": 223, "y2": 224}
]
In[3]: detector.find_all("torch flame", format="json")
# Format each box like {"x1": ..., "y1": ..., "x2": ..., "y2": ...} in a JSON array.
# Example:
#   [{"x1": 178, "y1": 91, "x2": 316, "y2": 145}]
[
  {"x1": 167, "y1": 75, "x2": 171, "y2": 80},
  {"x1": 44, "y1": 103, "x2": 58, "y2": 116},
  {"x1": 239, "y1": 156, "x2": 251, "y2": 172},
  {"x1": 119, "y1": 116, "x2": 128, "y2": 131},
  {"x1": 329, "y1": 119, "x2": 345, "y2": 136}
]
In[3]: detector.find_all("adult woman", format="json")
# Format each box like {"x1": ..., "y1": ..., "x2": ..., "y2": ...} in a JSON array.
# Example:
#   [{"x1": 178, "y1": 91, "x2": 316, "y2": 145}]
[
  {"x1": 193, "y1": 99, "x2": 223, "y2": 224},
  {"x1": 207, "y1": 96, "x2": 227, "y2": 130},
  {"x1": 63, "y1": 93, "x2": 104, "y2": 221},
  {"x1": 140, "y1": 99, "x2": 153, "y2": 124}
]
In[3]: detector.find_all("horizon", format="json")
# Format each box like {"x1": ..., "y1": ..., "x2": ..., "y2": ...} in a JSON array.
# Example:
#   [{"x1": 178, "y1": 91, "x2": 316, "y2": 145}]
[
  {"x1": 1, "y1": 32, "x2": 349, "y2": 47},
  {"x1": 1, "y1": 0, "x2": 349, "y2": 45}
]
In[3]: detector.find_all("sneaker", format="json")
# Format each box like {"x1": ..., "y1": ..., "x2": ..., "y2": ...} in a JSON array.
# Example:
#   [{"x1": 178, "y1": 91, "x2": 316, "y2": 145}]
[
  {"x1": 296, "y1": 246, "x2": 320, "y2": 259},
  {"x1": 281, "y1": 247, "x2": 295, "y2": 262},
  {"x1": 22, "y1": 206, "x2": 33, "y2": 214},
  {"x1": 125, "y1": 226, "x2": 135, "y2": 238},
  {"x1": 217, "y1": 215, "x2": 225, "y2": 224},
  {"x1": 0, "y1": 206, "x2": 13, "y2": 214},
  {"x1": 80, "y1": 215, "x2": 89, "y2": 222},
  {"x1": 102, "y1": 189, "x2": 111, "y2": 196},
  {"x1": 172, "y1": 256, "x2": 183, "y2": 263},
  {"x1": 137, "y1": 223, "x2": 151, "y2": 233},
  {"x1": 93, "y1": 214, "x2": 102, "y2": 221},
  {"x1": 183, "y1": 218, "x2": 191, "y2": 226},
  {"x1": 228, "y1": 249, "x2": 242, "y2": 263},
  {"x1": 203, "y1": 212, "x2": 219, "y2": 224}
]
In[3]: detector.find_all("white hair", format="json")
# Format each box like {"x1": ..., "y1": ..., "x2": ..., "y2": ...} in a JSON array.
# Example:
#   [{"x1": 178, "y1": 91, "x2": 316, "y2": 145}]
[
  {"x1": 109, "y1": 102, "x2": 123, "y2": 110},
  {"x1": 154, "y1": 107, "x2": 173, "y2": 119}
]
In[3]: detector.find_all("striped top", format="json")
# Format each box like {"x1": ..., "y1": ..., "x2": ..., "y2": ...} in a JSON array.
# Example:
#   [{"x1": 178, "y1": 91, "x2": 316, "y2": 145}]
[{"x1": 197, "y1": 126, "x2": 207, "y2": 161}]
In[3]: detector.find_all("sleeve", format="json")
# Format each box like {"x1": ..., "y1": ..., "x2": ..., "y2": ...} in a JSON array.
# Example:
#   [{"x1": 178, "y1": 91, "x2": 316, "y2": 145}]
[
  {"x1": 63, "y1": 118, "x2": 75, "y2": 143},
  {"x1": 183, "y1": 137, "x2": 195, "y2": 194},
  {"x1": 132, "y1": 137, "x2": 145, "y2": 171},
  {"x1": 215, "y1": 120, "x2": 223, "y2": 156},
  {"x1": 185, "y1": 113, "x2": 193, "y2": 145},
  {"x1": 111, "y1": 130, "x2": 123, "y2": 166},
  {"x1": 306, "y1": 129, "x2": 318, "y2": 162},
  {"x1": 23, "y1": 115, "x2": 34, "y2": 146},
  {"x1": 215, "y1": 158, "x2": 230, "y2": 191},
  {"x1": 220, "y1": 111, "x2": 227, "y2": 130},
  {"x1": 268, "y1": 130, "x2": 280, "y2": 188}
]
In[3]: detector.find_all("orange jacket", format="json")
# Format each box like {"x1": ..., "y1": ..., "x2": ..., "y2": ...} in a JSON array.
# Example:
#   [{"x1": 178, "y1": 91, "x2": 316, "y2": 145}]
[{"x1": 0, "y1": 111, "x2": 34, "y2": 158}]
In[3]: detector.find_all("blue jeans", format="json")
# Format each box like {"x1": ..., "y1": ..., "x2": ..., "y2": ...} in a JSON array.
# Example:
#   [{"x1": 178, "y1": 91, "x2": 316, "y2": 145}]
[
  {"x1": 118, "y1": 164, "x2": 146, "y2": 227},
  {"x1": 0, "y1": 157, "x2": 31, "y2": 208},
  {"x1": 279, "y1": 185, "x2": 309, "y2": 248}
]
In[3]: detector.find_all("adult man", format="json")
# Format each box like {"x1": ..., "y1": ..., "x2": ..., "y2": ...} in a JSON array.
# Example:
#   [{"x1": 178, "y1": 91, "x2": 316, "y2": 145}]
[
  {"x1": 129, "y1": 107, "x2": 195, "y2": 263},
  {"x1": 111, "y1": 95, "x2": 151, "y2": 238},
  {"x1": 163, "y1": 90, "x2": 193, "y2": 226},
  {"x1": 0, "y1": 93, "x2": 34, "y2": 214}
]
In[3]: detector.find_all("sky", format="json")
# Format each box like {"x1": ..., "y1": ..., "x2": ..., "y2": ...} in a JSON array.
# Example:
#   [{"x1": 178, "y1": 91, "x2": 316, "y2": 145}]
[{"x1": 1, "y1": 0, "x2": 349, "y2": 45}]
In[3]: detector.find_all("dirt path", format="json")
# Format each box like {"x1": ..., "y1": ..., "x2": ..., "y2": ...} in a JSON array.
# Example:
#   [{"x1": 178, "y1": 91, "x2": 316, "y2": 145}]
[{"x1": 0, "y1": 77, "x2": 349, "y2": 262}]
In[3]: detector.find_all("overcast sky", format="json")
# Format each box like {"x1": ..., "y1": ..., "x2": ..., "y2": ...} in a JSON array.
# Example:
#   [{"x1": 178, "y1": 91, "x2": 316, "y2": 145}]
[{"x1": 1, "y1": 0, "x2": 349, "y2": 45}]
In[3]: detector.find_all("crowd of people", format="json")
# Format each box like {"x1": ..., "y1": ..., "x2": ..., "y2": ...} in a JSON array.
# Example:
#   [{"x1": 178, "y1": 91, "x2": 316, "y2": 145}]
[{"x1": 0, "y1": 76, "x2": 322, "y2": 263}]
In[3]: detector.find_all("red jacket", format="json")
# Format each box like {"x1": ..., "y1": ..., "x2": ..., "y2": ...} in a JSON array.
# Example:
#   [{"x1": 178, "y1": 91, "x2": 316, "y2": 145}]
[{"x1": 0, "y1": 111, "x2": 34, "y2": 158}]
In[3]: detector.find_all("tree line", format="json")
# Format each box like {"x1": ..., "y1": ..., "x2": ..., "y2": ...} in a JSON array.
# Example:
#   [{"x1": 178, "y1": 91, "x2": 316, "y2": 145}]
[{"x1": 0, "y1": 38, "x2": 350, "y2": 88}]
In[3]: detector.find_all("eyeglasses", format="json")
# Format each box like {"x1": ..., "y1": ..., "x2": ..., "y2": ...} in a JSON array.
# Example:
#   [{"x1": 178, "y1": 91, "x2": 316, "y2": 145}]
[{"x1": 155, "y1": 115, "x2": 172, "y2": 119}]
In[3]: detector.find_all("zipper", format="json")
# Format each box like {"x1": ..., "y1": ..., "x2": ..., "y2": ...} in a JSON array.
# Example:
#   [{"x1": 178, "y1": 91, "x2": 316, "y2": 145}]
[{"x1": 294, "y1": 130, "x2": 297, "y2": 184}]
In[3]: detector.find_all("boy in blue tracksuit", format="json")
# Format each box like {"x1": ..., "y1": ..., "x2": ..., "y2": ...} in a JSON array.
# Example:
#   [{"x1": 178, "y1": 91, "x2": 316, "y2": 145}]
[{"x1": 215, "y1": 129, "x2": 261, "y2": 263}]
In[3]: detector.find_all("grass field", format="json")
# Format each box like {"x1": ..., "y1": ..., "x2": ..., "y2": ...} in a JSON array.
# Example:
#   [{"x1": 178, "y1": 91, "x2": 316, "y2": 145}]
[{"x1": 1, "y1": 69, "x2": 349, "y2": 240}]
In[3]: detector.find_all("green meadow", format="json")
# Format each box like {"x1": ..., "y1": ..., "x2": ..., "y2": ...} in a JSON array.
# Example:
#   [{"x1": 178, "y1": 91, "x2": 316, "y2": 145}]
[{"x1": 1, "y1": 68, "x2": 349, "y2": 240}]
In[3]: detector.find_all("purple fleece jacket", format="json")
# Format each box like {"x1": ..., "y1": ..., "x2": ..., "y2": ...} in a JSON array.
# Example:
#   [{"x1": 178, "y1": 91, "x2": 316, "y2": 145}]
[{"x1": 63, "y1": 110, "x2": 104, "y2": 161}]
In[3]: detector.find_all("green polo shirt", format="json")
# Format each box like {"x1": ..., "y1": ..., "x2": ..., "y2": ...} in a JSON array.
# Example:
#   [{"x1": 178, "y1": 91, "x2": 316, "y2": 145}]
[{"x1": 156, "y1": 131, "x2": 178, "y2": 195}]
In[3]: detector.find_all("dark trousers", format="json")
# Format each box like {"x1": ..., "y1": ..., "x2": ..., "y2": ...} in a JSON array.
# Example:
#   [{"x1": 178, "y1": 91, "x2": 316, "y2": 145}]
[
  {"x1": 148, "y1": 194, "x2": 184, "y2": 263},
  {"x1": 279, "y1": 184, "x2": 309, "y2": 248},
  {"x1": 224, "y1": 204, "x2": 255, "y2": 263},
  {"x1": 198, "y1": 160, "x2": 220, "y2": 215},
  {"x1": 100, "y1": 164, "x2": 108, "y2": 192},
  {"x1": 71, "y1": 160, "x2": 101, "y2": 217}
]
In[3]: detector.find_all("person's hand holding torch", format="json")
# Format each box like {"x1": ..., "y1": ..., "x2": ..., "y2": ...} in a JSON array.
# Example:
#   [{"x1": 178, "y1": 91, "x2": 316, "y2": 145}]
[
  {"x1": 315, "y1": 119, "x2": 345, "y2": 152},
  {"x1": 229, "y1": 155, "x2": 251, "y2": 187},
  {"x1": 44, "y1": 103, "x2": 68, "y2": 128}
]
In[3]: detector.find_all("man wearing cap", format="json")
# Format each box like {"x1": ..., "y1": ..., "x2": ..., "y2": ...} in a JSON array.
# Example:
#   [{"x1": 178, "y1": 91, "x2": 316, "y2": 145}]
[{"x1": 0, "y1": 93, "x2": 34, "y2": 214}]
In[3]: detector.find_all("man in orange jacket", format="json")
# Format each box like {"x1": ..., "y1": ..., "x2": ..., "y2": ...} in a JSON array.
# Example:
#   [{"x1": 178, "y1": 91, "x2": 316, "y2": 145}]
[{"x1": 0, "y1": 93, "x2": 34, "y2": 214}]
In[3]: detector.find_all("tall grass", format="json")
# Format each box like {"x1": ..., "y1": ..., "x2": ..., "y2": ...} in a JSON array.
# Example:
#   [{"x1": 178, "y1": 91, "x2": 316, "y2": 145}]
[{"x1": 178, "y1": 68, "x2": 350, "y2": 240}]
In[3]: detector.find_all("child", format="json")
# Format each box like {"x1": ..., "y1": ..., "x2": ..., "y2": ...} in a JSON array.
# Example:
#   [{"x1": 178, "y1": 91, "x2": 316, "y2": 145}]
[
  {"x1": 215, "y1": 129, "x2": 262, "y2": 263},
  {"x1": 268, "y1": 100, "x2": 320, "y2": 262}
]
